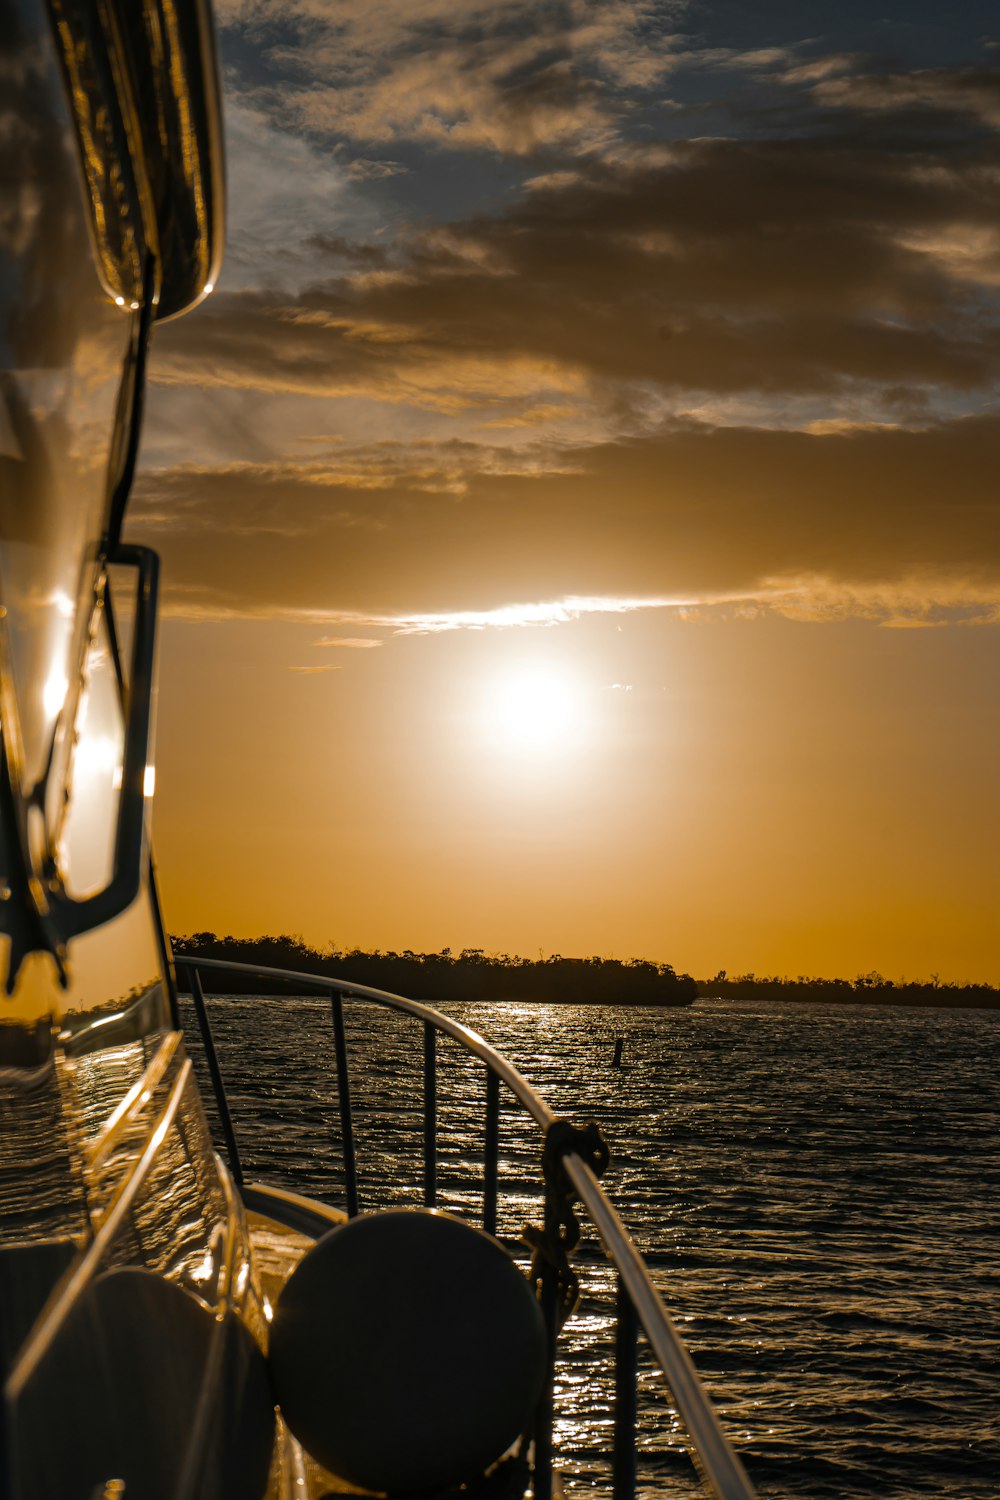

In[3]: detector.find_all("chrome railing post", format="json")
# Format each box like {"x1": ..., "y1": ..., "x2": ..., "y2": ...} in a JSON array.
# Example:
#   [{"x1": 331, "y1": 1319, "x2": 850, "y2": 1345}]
[
  {"x1": 532, "y1": 1264, "x2": 558, "y2": 1500},
  {"x1": 423, "y1": 1021, "x2": 437, "y2": 1208},
  {"x1": 185, "y1": 963, "x2": 244, "y2": 1187},
  {"x1": 613, "y1": 1273, "x2": 639, "y2": 1499},
  {"x1": 330, "y1": 990, "x2": 360, "y2": 1217},
  {"x1": 483, "y1": 1066, "x2": 499, "y2": 1236}
]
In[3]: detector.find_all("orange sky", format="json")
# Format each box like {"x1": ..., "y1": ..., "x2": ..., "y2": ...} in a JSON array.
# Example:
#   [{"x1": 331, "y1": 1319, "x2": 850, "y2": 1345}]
[{"x1": 130, "y1": 1, "x2": 1000, "y2": 982}]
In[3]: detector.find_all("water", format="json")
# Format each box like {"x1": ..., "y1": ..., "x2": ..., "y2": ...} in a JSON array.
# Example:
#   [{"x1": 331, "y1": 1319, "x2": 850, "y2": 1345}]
[{"x1": 180, "y1": 995, "x2": 1000, "y2": 1498}]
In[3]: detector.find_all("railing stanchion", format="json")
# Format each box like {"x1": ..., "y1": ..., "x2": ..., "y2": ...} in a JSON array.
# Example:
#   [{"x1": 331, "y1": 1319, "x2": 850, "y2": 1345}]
[
  {"x1": 423, "y1": 1021, "x2": 437, "y2": 1207},
  {"x1": 613, "y1": 1273, "x2": 639, "y2": 1500},
  {"x1": 185, "y1": 964, "x2": 244, "y2": 1187},
  {"x1": 532, "y1": 1264, "x2": 558, "y2": 1500},
  {"x1": 484, "y1": 1066, "x2": 499, "y2": 1236},
  {"x1": 330, "y1": 990, "x2": 360, "y2": 1217}
]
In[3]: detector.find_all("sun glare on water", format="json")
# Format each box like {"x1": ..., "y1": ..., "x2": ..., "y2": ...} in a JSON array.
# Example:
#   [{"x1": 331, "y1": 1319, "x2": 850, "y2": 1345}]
[{"x1": 484, "y1": 667, "x2": 588, "y2": 757}]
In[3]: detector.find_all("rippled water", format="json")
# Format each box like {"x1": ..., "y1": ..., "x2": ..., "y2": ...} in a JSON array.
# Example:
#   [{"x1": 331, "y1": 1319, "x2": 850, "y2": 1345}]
[{"x1": 179, "y1": 995, "x2": 1000, "y2": 1498}]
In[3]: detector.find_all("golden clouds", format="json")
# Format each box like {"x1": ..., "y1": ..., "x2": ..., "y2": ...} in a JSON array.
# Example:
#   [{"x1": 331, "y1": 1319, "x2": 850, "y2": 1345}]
[
  {"x1": 223, "y1": 0, "x2": 674, "y2": 159},
  {"x1": 132, "y1": 417, "x2": 1000, "y2": 626},
  {"x1": 141, "y1": 18, "x2": 1000, "y2": 631}
]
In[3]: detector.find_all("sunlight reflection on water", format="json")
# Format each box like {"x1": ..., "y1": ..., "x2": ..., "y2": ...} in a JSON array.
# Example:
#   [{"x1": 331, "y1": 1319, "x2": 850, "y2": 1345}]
[{"x1": 180, "y1": 995, "x2": 1000, "y2": 1499}]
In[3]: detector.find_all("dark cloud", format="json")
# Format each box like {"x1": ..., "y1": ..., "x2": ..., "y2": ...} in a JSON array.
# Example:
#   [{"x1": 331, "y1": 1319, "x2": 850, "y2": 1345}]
[
  {"x1": 813, "y1": 63, "x2": 1000, "y2": 132},
  {"x1": 141, "y1": 30, "x2": 1000, "y2": 629},
  {"x1": 130, "y1": 415, "x2": 1000, "y2": 619},
  {"x1": 155, "y1": 120, "x2": 1000, "y2": 414}
]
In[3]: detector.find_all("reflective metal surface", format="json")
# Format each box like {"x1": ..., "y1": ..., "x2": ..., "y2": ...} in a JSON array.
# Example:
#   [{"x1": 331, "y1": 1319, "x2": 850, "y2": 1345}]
[
  {"x1": 1, "y1": 0, "x2": 223, "y2": 984},
  {"x1": 1, "y1": 0, "x2": 141, "y2": 982},
  {"x1": 114, "y1": 0, "x2": 226, "y2": 322},
  {"x1": 0, "y1": 2, "x2": 259, "y2": 1495},
  {"x1": 45, "y1": 0, "x2": 225, "y2": 323}
]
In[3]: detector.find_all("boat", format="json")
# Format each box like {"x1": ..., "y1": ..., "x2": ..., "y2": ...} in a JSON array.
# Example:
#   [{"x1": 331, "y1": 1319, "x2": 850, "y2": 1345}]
[{"x1": 0, "y1": 1, "x2": 756, "y2": 1495}]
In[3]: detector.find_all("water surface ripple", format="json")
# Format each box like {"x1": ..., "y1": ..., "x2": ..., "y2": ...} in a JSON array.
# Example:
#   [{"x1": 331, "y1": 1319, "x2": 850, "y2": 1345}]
[{"x1": 180, "y1": 995, "x2": 1000, "y2": 1498}]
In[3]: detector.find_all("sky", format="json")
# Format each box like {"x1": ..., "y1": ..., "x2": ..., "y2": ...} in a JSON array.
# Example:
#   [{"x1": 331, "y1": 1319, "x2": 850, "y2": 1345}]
[{"x1": 130, "y1": 0, "x2": 1000, "y2": 982}]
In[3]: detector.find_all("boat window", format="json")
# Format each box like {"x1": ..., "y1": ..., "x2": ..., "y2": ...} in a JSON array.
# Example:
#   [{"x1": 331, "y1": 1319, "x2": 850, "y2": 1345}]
[{"x1": 58, "y1": 603, "x2": 125, "y2": 901}]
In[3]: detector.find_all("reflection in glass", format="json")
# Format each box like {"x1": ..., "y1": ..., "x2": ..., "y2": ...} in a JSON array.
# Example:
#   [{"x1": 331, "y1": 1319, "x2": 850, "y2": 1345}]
[
  {"x1": 59, "y1": 603, "x2": 125, "y2": 899},
  {"x1": 0, "y1": 0, "x2": 137, "y2": 931},
  {"x1": 0, "y1": 1029, "x2": 88, "y2": 1247}
]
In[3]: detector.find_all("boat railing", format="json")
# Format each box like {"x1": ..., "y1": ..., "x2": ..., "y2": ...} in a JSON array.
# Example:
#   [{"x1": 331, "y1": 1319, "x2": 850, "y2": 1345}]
[{"x1": 173, "y1": 954, "x2": 758, "y2": 1500}]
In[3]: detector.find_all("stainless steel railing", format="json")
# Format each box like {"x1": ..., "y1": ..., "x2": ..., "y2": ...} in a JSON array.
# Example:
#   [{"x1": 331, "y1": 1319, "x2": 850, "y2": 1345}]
[{"x1": 173, "y1": 954, "x2": 758, "y2": 1500}]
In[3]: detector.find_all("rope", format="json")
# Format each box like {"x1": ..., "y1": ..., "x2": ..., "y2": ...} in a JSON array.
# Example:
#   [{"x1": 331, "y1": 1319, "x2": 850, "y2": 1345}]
[{"x1": 524, "y1": 1118, "x2": 611, "y2": 1328}]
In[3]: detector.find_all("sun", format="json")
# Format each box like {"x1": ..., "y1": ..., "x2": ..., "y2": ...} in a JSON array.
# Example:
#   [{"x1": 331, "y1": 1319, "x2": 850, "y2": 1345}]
[{"x1": 484, "y1": 667, "x2": 588, "y2": 756}]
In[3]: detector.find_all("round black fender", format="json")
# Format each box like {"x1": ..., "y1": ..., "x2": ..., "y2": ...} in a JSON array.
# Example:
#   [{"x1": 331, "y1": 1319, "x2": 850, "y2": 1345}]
[
  {"x1": 268, "y1": 1208, "x2": 547, "y2": 1495},
  {"x1": 9, "y1": 1266, "x2": 275, "y2": 1500}
]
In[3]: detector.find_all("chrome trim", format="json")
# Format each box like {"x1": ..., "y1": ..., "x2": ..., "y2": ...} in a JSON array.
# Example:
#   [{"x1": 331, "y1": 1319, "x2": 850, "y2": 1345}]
[
  {"x1": 47, "y1": 0, "x2": 158, "y2": 308},
  {"x1": 5, "y1": 1056, "x2": 192, "y2": 1402},
  {"x1": 85, "y1": 1030, "x2": 181, "y2": 1174},
  {"x1": 241, "y1": 1182, "x2": 348, "y2": 1241},
  {"x1": 115, "y1": 0, "x2": 225, "y2": 320},
  {"x1": 47, "y1": 0, "x2": 226, "y2": 323}
]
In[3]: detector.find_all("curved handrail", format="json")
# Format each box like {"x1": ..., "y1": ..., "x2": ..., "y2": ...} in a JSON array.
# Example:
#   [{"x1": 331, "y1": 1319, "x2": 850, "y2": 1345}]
[
  {"x1": 173, "y1": 954, "x2": 758, "y2": 1500},
  {"x1": 175, "y1": 955, "x2": 555, "y2": 1129},
  {"x1": 7, "y1": 1055, "x2": 193, "y2": 1403}
]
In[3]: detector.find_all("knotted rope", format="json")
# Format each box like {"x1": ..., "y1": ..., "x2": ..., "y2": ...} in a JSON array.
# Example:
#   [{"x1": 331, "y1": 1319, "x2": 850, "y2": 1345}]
[{"x1": 524, "y1": 1118, "x2": 611, "y2": 1328}]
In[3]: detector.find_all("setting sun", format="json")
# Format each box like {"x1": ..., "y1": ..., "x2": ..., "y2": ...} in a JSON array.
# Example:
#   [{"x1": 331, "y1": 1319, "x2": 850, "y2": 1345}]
[{"x1": 484, "y1": 667, "x2": 588, "y2": 755}]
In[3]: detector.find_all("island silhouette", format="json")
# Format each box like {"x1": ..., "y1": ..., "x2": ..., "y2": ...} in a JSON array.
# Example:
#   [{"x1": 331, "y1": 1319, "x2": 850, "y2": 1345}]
[
  {"x1": 171, "y1": 934, "x2": 697, "y2": 1004},
  {"x1": 170, "y1": 936, "x2": 998, "y2": 1009}
]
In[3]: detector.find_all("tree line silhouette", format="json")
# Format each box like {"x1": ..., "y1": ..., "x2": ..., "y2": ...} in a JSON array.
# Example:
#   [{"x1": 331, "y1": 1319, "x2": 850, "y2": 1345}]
[
  {"x1": 170, "y1": 933, "x2": 698, "y2": 1006},
  {"x1": 698, "y1": 971, "x2": 999, "y2": 1009},
  {"x1": 169, "y1": 935, "x2": 998, "y2": 1008}
]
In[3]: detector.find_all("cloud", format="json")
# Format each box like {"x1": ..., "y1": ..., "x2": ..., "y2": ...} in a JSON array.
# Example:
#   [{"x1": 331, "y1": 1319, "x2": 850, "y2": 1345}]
[
  {"x1": 780, "y1": 54, "x2": 857, "y2": 86},
  {"x1": 314, "y1": 636, "x2": 383, "y2": 648},
  {"x1": 289, "y1": 45, "x2": 610, "y2": 158},
  {"x1": 344, "y1": 158, "x2": 409, "y2": 181},
  {"x1": 218, "y1": 0, "x2": 683, "y2": 158},
  {"x1": 895, "y1": 224, "x2": 1000, "y2": 290},
  {"x1": 333, "y1": 596, "x2": 683, "y2": 635},
  {"x1": 137, "y1": 25, "x2": 1000, "y2": 640},
  {"x1": 813, "y1": 64, "x2": 1000, "y2": 131},
  {"x1": 218, "y1": 100, "x2": 362, "y2": 293},
  {"x1": 130, "y1": 415, "x2": 1000, "y2": 625},
  {"x1": 155, "y1": 122, "x2": 1000, "y2": 439}
]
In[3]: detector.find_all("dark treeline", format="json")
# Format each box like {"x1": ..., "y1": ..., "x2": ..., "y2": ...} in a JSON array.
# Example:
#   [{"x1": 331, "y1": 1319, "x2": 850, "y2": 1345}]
[
  {"x1": 697, "y1": 971, "x2": 1000, "y2": 1009},
  {"x1": 170, "y1": 933, "x2": 698, "y2": 1006}
]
